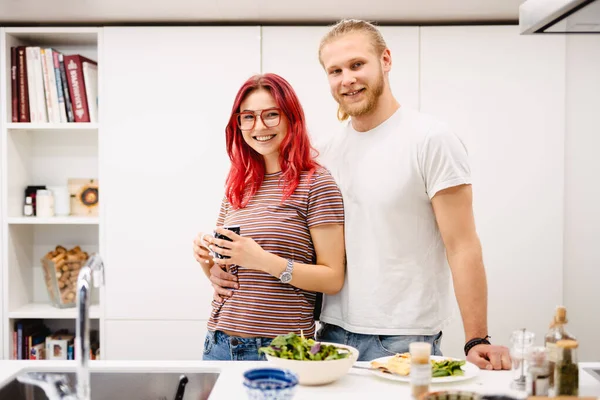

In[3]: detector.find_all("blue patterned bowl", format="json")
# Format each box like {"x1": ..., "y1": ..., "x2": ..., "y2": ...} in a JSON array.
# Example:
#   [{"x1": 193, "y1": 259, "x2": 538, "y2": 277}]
[{"x1": 243, "y1": 367, "x2": 299, "y2": 400}]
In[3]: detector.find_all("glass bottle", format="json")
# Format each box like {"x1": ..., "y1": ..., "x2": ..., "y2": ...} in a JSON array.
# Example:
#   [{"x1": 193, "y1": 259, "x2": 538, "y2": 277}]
[
  {"x1": 555, "y1": 339, "x2": 579, "y2": 396},
  {"x1": 545, "y1": 306, "x2": 575, "y2": 388}
]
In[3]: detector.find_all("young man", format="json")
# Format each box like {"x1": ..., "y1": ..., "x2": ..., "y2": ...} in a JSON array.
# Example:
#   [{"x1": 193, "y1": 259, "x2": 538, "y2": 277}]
[
  {"x1": 312, "y1": 19, "x2": 510, "y2": 369},
  {"x1": 199, "y1": 19, "x2": 511, "y2": 369}
]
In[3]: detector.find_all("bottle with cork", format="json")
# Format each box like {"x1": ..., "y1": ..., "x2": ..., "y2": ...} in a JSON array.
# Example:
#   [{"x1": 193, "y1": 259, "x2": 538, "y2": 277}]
[
  {"x1": 410, "y1": 342, "x2": 432, "y2": 399},
  {"x1": 544, "y1": 305, "x2": 575, "y2": 389}
]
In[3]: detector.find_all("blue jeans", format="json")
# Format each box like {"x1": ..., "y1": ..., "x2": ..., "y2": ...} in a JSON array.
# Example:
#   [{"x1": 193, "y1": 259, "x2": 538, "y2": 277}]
[
  {"x1": 202, "y1": 330, "x2": 273, "y2": 361},
  {"x1": 316, "y1": 322, "x2": 443, "y2": 362}
]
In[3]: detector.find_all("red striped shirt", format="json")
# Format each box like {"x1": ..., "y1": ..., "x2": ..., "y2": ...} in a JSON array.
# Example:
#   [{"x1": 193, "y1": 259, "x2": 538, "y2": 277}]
[{"x1": 207, "y1": 168, "x2": 344, "y2": 338}]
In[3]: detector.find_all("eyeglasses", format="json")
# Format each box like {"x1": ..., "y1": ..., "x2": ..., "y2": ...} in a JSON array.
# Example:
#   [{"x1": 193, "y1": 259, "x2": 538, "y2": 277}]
[{"x1": 234, "y1": 108, "x2": 282, "y2": 131}]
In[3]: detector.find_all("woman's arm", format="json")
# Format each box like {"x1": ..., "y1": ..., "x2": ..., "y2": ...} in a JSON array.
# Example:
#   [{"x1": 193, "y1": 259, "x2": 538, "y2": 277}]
[{"x1": 207, "y1": 224, "x2": 345, "y2": 295}]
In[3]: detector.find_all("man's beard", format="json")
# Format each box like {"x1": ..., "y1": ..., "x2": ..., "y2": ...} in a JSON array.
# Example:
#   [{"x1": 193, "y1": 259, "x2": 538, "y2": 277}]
[{"x1": 336, "y1": 73, "x2": 384, "y2": 118}]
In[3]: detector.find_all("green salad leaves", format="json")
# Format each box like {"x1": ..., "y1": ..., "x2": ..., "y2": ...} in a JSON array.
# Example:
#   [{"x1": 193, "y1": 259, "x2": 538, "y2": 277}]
[
  {"x1": 431, "y1": 359, "x2": 466, "y2": 377},
  {"x1": 258, "y1": 332, "x2": 351, "y2": 361}
]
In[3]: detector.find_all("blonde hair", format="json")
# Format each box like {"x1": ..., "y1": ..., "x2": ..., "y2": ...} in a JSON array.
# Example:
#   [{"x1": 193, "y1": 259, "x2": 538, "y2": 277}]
[{"x1": 318, "y1": 19, "x2": 388, "y2": 121}]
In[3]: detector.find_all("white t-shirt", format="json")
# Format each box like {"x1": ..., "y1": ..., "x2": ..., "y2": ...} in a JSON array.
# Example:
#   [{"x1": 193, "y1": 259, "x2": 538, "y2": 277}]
[{"x1": 318, "y1": 106, "x2": 472, "y2": 335}]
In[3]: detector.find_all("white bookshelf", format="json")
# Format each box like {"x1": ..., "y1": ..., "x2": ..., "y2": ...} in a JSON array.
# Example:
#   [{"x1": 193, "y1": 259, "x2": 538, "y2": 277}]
[
  {"x1": 7, "y1": 216, "x2": 99, "y2": 225},
  {"x1": 0, "y1": 27, "x2": 104, "y2": 360}
]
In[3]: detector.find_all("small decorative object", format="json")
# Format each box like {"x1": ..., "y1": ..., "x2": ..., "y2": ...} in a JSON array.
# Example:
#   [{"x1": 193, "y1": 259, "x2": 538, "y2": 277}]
[
  {"x1": 68, "y1": 178, "x2": 99, "y2": 216},
  {"x1": 23, "y1": 196, "x2": 33, "y2": 216},
  {"x1": 41, "y1": 245, "x2": 89, "y2": 308}
]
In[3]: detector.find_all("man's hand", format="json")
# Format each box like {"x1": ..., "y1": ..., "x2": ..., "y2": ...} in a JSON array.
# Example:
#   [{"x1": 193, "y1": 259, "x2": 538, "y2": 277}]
[
  {"x1": 467, "y1": 343, "x2": 512, "y2": 370},
  {"x1": 209, "y1": 263, "x2": 238, "y2": 302}
]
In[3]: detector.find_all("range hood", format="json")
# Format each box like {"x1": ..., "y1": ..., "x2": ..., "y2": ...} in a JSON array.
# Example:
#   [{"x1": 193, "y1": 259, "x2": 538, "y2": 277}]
[{"x1": 520, "y1": 0, "x2": 600, "y2": 34}]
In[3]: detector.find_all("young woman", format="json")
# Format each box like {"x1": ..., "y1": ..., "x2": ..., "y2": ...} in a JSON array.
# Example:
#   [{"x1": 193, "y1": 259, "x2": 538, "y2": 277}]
[{"x1": 192, "y1": 73, "x2": 345, "y2": 361}]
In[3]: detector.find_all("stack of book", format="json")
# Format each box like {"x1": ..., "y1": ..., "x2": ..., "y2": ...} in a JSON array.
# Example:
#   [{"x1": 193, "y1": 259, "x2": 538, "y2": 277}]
[{"x1": 10, "y1": 46, "x2": 98, "y2": 123}]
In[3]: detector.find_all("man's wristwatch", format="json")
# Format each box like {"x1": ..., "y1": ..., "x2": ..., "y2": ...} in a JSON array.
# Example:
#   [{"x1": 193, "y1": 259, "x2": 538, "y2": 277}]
[
  {"x1": 464, "y1": 335, "x2": 491, "y2": 356},
  {"x1": 279, "y1": 259, "x2": 294, "y2": 284}
]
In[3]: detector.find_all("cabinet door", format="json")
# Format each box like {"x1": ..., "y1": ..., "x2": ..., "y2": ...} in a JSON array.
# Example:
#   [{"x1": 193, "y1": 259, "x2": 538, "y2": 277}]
[
  {"x1": 105, "y1": 320, "x2": 207, "y2": 360},
  {"x1": 420, "y1": 26, "x2": 565, "y2": 357},
  {"x1": 101, "y1": 27, "x2": 261, "y2": 321},
  {"x1": 261, "y1": 26, "x2": 419, "y2": 148}
]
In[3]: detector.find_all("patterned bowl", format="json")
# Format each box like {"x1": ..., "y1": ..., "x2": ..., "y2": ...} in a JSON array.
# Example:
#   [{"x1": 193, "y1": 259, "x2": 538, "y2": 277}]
[{"x1": 243, "y1": 367, "x2": 299, "y2": 400}]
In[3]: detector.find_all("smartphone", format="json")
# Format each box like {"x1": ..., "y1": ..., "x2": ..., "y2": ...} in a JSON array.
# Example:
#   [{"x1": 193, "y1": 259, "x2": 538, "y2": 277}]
[{"x1": 213, "y1": 225, "x2": 241, "y2": 259}]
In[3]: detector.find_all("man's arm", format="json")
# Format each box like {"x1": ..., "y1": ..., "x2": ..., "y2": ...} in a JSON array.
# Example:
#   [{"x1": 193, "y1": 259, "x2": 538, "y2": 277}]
[
  {"x1": 431, "y1": 184, "x2": 510, "y2": 370},
  {"x1": 431, "y1": 184, "x2": 488, "y2": 342}
]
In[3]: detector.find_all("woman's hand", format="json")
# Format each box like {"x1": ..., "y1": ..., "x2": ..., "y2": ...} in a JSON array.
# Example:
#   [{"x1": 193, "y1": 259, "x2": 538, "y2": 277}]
[
  {"x1": 192, "y1": 232, "x2": 214, "y2": 265},
  {"x1": 205, "y1": 227, "x2": 268, "y2": 271}
]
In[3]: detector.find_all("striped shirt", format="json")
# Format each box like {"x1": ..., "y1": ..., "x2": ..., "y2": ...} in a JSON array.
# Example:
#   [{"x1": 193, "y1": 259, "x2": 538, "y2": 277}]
[{"x1": 206, "y1": 167, "x2": 344, "y2": 338}]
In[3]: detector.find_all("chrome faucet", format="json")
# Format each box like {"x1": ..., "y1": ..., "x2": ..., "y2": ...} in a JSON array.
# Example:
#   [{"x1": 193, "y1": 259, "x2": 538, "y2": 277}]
[{"x1": 17, "y1": 253, "x2": 105, "y2": 400}]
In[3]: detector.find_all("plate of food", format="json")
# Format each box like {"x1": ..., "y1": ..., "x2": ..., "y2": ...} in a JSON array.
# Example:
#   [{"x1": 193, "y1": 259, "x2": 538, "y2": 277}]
[{"x1": 368, "y1": 353, "x2": 479, "y2": 383}]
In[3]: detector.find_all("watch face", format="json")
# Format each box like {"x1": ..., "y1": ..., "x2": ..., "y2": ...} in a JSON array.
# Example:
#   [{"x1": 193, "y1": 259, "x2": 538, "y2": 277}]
[{"x1": 280, "y1": 272, "x2": 292, "y2": 284}]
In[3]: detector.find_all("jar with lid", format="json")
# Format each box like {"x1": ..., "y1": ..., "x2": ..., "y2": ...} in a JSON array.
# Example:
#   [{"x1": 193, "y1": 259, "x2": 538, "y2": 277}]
[
  {"x1": 409, "y1": 342, "x2": 431, "y2": 399},
  {"x1": 526, "y1": 346, "x2": 550, "y2": 396},
  {"x1": 555, "y1": 339, "x2": 579, "y2": 396},
  {"x1": 36, "y1": 189, "x2": 55, "y2": 217}
]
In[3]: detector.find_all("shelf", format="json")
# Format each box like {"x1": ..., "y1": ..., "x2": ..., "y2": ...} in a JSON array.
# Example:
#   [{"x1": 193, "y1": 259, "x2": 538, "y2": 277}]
[
  {"x1": 8, "y1": 303, "x2": 100, "y2": 319},
  {"x1": 7, "y1": 216, "x2": 99, "y2": 225},
  {"x1": 3, "y1": 28, "x2": 99, "y2": 46},
  {"x1": 6, "y1": 123, "x2": 98, "y2": 132}
]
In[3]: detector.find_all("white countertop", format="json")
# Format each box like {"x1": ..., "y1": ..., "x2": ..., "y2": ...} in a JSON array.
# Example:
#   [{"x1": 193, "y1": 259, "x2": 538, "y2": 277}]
[{"x1": 1, "y1": 360, "x2": 599, "y2": 399}]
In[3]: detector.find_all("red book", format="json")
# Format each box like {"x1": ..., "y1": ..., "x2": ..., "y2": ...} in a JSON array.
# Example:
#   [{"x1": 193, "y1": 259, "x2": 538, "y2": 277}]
[
  {"x1": 16, "y1": 46, "x2": 31, "y2": 122},
  {"x1": 63, "y1": 54, "x2": 97, "y2": 122},
  {"x1": 11, "y1": 47, "x2": 18, "y2": 122}
]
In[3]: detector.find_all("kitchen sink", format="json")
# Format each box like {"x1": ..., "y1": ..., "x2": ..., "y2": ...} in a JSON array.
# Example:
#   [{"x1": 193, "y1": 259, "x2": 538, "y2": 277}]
[
  {"x1": 584, "y1": 367, "x2": 600, "y2": 383},
  {"x1": 0, "y1": 370, "x2": 220, "y2": 400}
]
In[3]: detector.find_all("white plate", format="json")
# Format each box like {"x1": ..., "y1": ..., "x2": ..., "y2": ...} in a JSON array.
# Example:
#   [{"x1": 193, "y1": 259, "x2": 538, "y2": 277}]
[{"x1": 368, "y1": 355, "x2": 479, "y2": 384}]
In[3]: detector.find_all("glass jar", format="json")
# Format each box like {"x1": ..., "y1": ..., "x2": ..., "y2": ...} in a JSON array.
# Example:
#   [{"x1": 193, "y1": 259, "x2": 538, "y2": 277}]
[
  {"x1": 410, "y1": 342, "x2": 431, "y2": 399},
  {"x1": 36, "y1": 189, "x2": 55, "y2": 217},
  {"x1": 555, "y1": 339, "x2": 579, "y2": 396},
  {"x1": 526, "y1": 346, "x2": 550, "y2": 396}
]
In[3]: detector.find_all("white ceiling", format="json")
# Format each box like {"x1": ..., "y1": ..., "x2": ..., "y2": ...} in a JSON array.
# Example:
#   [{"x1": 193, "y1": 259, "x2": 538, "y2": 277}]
[{"x1": 0, "y1": 0, "x2": 527, "y2": 24}]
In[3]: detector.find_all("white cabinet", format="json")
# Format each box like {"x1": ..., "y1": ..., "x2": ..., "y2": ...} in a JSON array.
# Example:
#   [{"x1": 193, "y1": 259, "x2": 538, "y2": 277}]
[
  {"x1": 104, "y1": 320, "x2": 207, "y2": 360},
  {"x1": 564, "y1": 35, "x2": 600, "y2": 361},
  {"x1": 419, "y1": 26, "x2": 566, "y2": 357},
  {"x1": 101, "y1": 27, "x2": 261, "y2": 336},
  {"x1": 1, "y1": 27, "x2": 102, "y2": 360},
  {"x1": 260, "y1": 26, "x2": 420, "y2": 148}
]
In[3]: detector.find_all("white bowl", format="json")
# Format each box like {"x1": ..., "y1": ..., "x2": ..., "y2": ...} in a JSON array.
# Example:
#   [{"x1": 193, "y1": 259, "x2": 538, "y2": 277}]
[{"x1": 265, "y1": 342, "x2": 359, "y2": 386}]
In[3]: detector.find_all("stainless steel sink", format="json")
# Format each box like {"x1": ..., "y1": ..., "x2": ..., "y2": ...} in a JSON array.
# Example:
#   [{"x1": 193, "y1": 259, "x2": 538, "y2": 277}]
[
  {"x1": 584, "y1": 367, "x2": 600, "y2": 383},
  {"x1": 0, "y1": 370, "x2": 220, "y2": 400}
]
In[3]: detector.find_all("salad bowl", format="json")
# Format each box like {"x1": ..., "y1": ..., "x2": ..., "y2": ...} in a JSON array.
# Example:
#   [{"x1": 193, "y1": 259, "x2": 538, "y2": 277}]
[{"x1": 258, "y1": 333, "x2": 359, "y2": 386}]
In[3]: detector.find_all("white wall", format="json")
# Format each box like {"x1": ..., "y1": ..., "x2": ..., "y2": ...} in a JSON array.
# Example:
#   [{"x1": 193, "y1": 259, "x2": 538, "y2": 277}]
[{"x1": 564, "y1": 35, "x2": 600, "y2": 362}]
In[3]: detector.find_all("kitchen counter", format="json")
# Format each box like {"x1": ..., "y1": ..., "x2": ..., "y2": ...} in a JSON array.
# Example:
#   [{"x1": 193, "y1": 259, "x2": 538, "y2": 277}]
[{"x1": 0, "y1": 360, "x2": 599, "y2": 399}]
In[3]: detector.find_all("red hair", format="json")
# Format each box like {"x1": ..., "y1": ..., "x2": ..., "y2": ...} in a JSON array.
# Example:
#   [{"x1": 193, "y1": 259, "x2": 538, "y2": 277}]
[{"x1": 225, "y1": 73, "x2": 320, "y2": 209}]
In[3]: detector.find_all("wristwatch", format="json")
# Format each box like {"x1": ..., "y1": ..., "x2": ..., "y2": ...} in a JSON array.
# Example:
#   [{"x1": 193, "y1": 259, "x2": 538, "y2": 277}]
[{"x1": 279, "y1": 259, "x2": 294, "y2": 284}]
